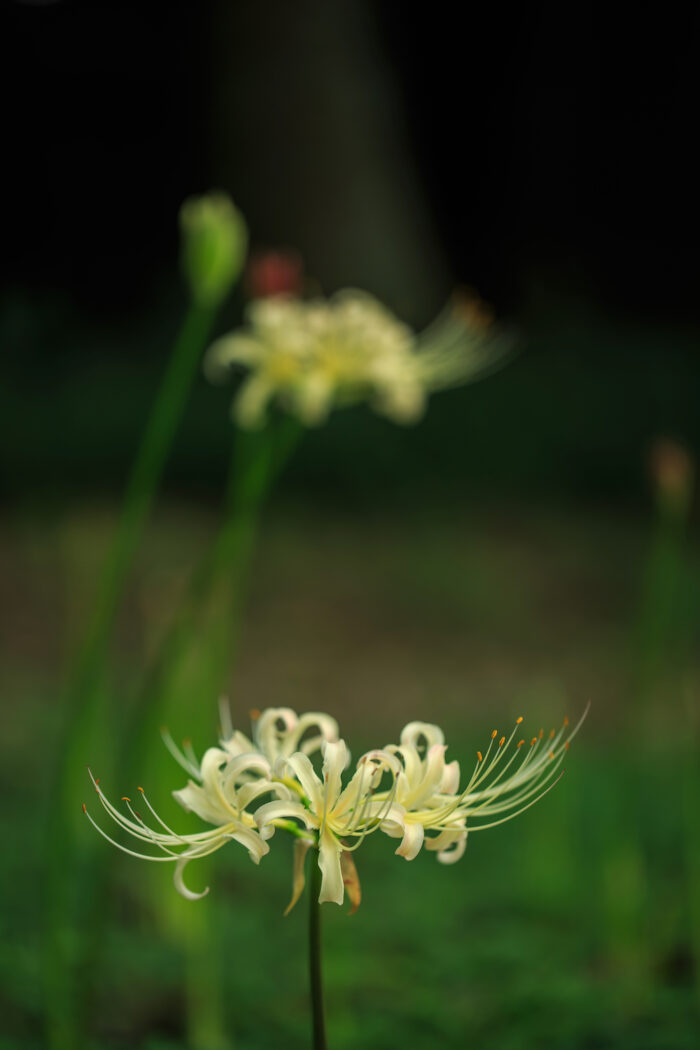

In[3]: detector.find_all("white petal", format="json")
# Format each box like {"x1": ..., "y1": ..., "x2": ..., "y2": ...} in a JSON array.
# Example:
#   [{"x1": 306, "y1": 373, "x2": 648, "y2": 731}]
[
  {"x1": 284, "y1": 752, "x2": 324, "y2": 813},
  {"x1": 173, "y1": 781, "x2": 231, "y2": 826},
  {"x1": 255, "y1": 799, "x2": 315, "y2": 836},
  {"x1": 254, "y1": 708, "x2": 298, "y2": 761},
  {"x1": 321, "y1": 739, "x2": 350, "y2": 813},
  {"x1": 317, "y1": 827, "x2": 344, "y2": 905},
  {"x1": 441, "y1": 760, "x2": 461, "y2": 794},
  {"x1": 395, "y1": 820, "x2": 424, "y2": 861},
  {"x1": 400, "y1": 722, "x2": 445, "y2": 750},
  {"x1": 287, "y1": 712, "x2": 340, "y2": 757},
  {"x1": 437, "y1": 832, "x2": 467, "y2": 865},
  {"x1": 226, "y1": 824, "x2": 271, "y2": 865},
  {"x1": 234, "y1": 374, "x2": 274, "y2": 428},
  {"x1": 174, "y1": 857, "x2": 210, "y2": 900}
]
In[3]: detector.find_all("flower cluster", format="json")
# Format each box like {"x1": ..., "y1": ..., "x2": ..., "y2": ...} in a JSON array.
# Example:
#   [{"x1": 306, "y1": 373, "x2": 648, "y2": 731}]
[
  {"x1": 203, "y1": 289, "x2": 512, "y2": 428},
  {"x1": 85, "y1": 704, "x2": 586, "y2": 912}
]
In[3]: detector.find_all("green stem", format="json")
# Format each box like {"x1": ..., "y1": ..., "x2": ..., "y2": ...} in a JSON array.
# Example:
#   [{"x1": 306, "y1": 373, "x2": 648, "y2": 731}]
[
  {"x1": 71, "y1": 302, "x2": 216, "y2": 714},
  {"x1": 309, "y1": 851, "x2": 327, "y2": 1050},
  {"x1": 45, "y1": 300, "x2": 216, "y2": 1050}
]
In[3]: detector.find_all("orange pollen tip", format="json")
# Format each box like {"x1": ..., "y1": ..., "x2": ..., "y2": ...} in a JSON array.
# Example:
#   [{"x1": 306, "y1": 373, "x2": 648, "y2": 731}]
[
  {"x1": 137, "y1": 786, "x2": 144, "y2": 793},
  {"x1": 549, "y1": 751, "x2": 555, "y2": 760},
  {"x1": 563, "y1": 716, "x2": 570, "y2": 726},
  {"x1": 82, "y1": 803, "x2": 86, "y2": 813},
  {"x1": 183, "y1": 739, "x2": 191, "y2": 747},
  {"x1": 549, "y1": 729, "x2": 555, "y2": 739},
  {"x1": 499, "y1": 736, "x2": 506, "y2": 747},
  {"x1": 121, "y1": 796, "x2": 131, "y2": 802},
  {"x1": 530, "y1": 737, "x2": 537, "y2": 746},
  {"x1": 477, "y1": 751, "x2": 483, "y2": 762},
  {"x1": 249, "y1": 708, "x2": 261, "y2": 720},
  {"x1": 564, "y1": 741, "x2": 570, "y2": 751},
  {"x1": 517, "y1": 739, "x2": 525, "y2": 748},
  {"x1": 516, "y1": 716, "x2": 523, "y2": 724},
  {"x1": 539, "y1": 729, "x2": 544, "y2": 739},
  {"x1": 491, "y1": 730, "x2": 498, "y2": 739}
]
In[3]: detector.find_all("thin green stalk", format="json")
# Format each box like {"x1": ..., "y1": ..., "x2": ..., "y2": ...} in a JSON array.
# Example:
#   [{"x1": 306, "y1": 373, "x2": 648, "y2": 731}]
[
  {"x1": 123, "y1": 417, "x2": 301, "y2": 1050},
  {"x1": 309, "y1": 851, "x2": 327, "y2": 1050},
  {"x1": 44, "y1": 300, "x2": 217, "y2": 1050}
]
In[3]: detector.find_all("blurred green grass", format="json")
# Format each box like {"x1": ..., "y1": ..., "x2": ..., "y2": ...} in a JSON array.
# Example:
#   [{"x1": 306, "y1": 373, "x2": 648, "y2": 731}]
[{"x1": 1, "y1": 499, "x2": 698, "y2": 1048}]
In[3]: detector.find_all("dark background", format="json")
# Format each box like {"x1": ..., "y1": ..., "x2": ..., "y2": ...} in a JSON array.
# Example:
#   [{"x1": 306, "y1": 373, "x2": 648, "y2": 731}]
[{"x1": 3, "y1": 0, "x2": 698, "y2": 506}]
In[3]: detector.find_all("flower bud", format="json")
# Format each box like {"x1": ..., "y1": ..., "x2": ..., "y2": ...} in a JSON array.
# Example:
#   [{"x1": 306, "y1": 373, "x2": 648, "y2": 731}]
[
  {"x1": 179, "y1": 192, "x2": 248, "y2": 307},
  {"x1": 648, "y1": 437, "x2": 695, "y2": 518}
]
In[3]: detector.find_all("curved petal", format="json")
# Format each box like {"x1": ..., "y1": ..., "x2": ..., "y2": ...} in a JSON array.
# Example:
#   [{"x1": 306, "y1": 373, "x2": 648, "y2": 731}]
[
  {"x1": 437, "y1": 832, "x2": 467, "y2": 865},
  {"x1": 174, "y1": 856, "x2": 210, "y2": 900},
  {"x1": 395, "y1": 820, "x2": 424, "y2": 861},
  {"x1": 255, "y1": 799, "x2": 316, "y2": 836},
  {"x1": 234, "y1": 374, "x2": 275, "y2": 428},
  {"x1": 237, "y1": 778, "x2": 291, "y2": 810},
  {"x1": 400, "y1": 722, "x2": 445, "y2": 751},
  {"x1": 203, "y1": 334, "x2": 264, "y2": 381},
  {"x1": 221, "y1": 753, "x2": 272, "y2": 793},
  {"x1": 254, "y1": 708, "x2": 298, "y2": 761},
  {"x1": 286, "y1": 712, "x2": 340, "y2": 757},
  {"x1": 379, "y1": 803, "x2": 407, "y2": 839},
  {"x1": 225, "y1": 824, "x2": 270, "y2": 865}
]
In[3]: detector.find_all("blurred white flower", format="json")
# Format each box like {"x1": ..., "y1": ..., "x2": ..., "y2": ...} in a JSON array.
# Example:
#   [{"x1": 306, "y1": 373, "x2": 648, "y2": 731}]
[{"x1": 204, "y1": 289, "x2": 511, "y2": 428}]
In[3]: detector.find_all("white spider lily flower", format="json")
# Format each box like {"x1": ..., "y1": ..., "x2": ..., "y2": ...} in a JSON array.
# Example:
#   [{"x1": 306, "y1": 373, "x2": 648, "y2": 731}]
[
  {"x1": 84, "y1": 732, "x2": 290, "y2": 899},
  {"x1": 379, "y1": 706, "x2": 589, "y2": 864},
  {"x1": 204, "y1": 288, "x2": 511, "y2": 429},
  {"x1": 379, "y1": 721, "x2": 462, "y2": 862},
  {"x1": 255, "y1": 739, "x2": 402, "y2": 907},
  {"x1": 83, "y1": 768, "x2": 270, "y2": 901}
]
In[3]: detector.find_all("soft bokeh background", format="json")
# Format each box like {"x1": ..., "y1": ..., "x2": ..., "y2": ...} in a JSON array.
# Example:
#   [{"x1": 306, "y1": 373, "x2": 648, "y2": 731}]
[{"x1": 2, "y1": 3, "x2": 699, "y2": 1049}]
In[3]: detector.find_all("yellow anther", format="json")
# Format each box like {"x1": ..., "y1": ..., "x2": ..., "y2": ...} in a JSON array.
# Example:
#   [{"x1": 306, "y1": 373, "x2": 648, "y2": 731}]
[
  {"x1": 183, "y1": 738, "x2": 191, "y2": 748},
  {"x1": 121, "y1": 796, "x2": 131, "y2": 802},
  {"x1": 516, "y1": 716, "x2": 523, "y2": 724},
  {"x1": 549, "y1": 751, "x2": 555, "y2": 760},
  {"x1": 549, "y1": 729, "x2": 555, "y2": 739},
  {"x1": 477, "y1": 750, "x2": 483, "y2": 763},
  {"x1": 491, "y1": 730, "x2": 498, "y2": 739},
  {"x1": 563, "y1": 716, "x2": 570, "y2": 727},
  {"x1": 539, "y1": 729, "x2": 544, "y2": 739},
  {"x1": 564, "y1": 740, "x2": 570, "y2": 751},
  {"x1": 530, "y1": 737, "x2": 537, "y2": 746},
  {"x1": 517, "y1": 739, "x2": 525, "y2": 748},
  {"x1": 137, "y1": 786, "x2": 145, "y2": 793},
  {"x1": 82, "y1": 803, "x2": 87, "y2": 813},
  {"x1": 249, "y1": 708, "x2": 261, "y2": 721},
  {"x1": 499, "y1": 736, "x2": 506, "y2": 747}
]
